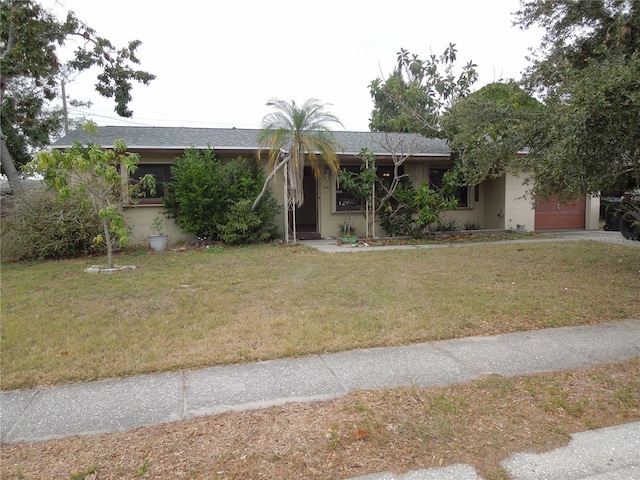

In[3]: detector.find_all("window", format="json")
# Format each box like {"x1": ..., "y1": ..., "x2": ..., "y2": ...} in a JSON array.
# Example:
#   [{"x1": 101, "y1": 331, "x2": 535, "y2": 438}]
[
  {"x1": 336, "y1": 166, "x2": 362, "y2": 211},
  {"x1": 132, "y1": 164, "x2": 172, "y2": 204},
  {"x1": 429, "y1": 168, "x2": 470, "y2": 208},
  {"x1": 335, "y1": 165, "x2": 405, "y2": 212}
]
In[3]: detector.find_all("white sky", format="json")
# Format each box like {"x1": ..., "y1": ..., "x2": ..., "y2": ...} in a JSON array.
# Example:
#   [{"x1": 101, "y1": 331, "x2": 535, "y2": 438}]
[{"x1": 46, "y1": 0, "x2": 545, "y2": 132}]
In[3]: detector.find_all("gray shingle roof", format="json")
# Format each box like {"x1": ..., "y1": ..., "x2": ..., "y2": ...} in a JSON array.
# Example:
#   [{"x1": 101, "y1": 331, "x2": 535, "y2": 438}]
[{"x1": 52, "y1": 126, "x2": 451, "y2": 157}]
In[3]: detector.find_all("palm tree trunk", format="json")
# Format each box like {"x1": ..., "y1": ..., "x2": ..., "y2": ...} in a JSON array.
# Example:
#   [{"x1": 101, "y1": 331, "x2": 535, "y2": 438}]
[
  {"x1": 289, "y1": 146, "x2": 306, "y2": 208},
  {"x1": 283, "y1": 162, "x2": 289, "y2": 243},
  {"x1": 292, "y1": 199, "x2": 297, "y2": 243},
  {"x1": 251, "y1": 153, "x2": 289, "y2": 212}
]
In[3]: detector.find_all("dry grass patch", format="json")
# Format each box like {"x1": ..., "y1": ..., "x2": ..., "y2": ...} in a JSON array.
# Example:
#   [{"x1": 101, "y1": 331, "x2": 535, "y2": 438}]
[
  {"x1": 2, "y1": 241, "x2": 639, "y2": 389},
  {"x1": 3, "y1": 357, "x2": 639, "y2": 479}
]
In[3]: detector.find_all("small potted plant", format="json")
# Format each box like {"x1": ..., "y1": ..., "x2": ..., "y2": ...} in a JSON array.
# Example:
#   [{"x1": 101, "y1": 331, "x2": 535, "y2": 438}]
[
  {"x1": 339, "y1": 213, "x2": 357, "y2": 243},
  {"x1": 148, "y1": 216, "x2": 169, "y2": 252}
]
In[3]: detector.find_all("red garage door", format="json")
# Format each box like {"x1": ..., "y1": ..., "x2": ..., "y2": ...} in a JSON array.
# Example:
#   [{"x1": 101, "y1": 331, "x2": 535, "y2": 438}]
[{"x1": 535, "y1": 196, "x2": 586, "y2": 230}]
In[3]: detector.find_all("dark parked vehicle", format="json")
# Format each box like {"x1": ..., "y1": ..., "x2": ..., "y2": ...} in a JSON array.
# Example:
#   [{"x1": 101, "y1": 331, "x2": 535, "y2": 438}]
[
  {"x1": 614, "y1": 190, "x2": 640, "y2": 240},
  {"x1": 602, "y1": 197, "x2": 623, "y2": 231}
]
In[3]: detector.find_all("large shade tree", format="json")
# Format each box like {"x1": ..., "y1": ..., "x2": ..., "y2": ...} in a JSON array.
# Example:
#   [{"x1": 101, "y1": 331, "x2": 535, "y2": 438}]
[
  {"x1": 441, "y1": 81, "x2": 543, "y2": 187},
  {"x1": 515, "y1": 0, "x2": 640, "y2": 197},
  {"x1": 366, "y1": 45, "x2": 478, "y2": 233},
  {"x1": 0, "y1": 0, "x2": 155, "y2": 192},
  {"x1": 252, "y1": 98, "x2": 343, "y2": 212},
  {"x1": 369, "y1": 44, "x2": 478, "y2": 136}
]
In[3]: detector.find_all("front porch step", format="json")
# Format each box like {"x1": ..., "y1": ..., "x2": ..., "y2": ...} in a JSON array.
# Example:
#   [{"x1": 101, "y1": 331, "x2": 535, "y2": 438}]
[{"x1": 295, "y1": 232, "x2": 322, "y2": 240}]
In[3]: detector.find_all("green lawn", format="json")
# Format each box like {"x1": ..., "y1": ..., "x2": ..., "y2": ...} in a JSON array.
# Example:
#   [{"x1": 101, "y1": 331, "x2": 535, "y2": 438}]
[{"x1": 2, "y1": 241, "x2": 639, "y2": 390}]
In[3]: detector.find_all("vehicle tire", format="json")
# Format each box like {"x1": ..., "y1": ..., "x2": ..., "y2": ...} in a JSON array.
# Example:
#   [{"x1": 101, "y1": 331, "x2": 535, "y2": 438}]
[{"x1": 619, "y1": 210, "x2": 640, "y2": 240}]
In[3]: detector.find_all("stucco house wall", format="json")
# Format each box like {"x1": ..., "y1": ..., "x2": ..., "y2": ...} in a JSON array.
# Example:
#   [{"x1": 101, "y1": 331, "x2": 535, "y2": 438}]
[
  {"x1": 51, "y1": 126, "x2": 598, "y2": 246},
  {"x1": 123, "y1": 205, "x2": 189, "y2": 246},
  {"x1": 483, "y1": 176, "x2": 507, "y2": 229},
  {"x1": 585, "y1": 194, "x2": 601, "y2": 230},
  {"x1": 480, "y1": 171, "x2": 537, "y2": 232},
  {"x1": 502, "y1": 171, "x2": 535, "y2": 231}
]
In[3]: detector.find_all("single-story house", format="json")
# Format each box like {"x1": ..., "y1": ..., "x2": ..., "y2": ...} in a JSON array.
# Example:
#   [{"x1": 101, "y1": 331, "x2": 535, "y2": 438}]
[{"x1": 52, "y1": 126, "x2": 600, "y2": 245}]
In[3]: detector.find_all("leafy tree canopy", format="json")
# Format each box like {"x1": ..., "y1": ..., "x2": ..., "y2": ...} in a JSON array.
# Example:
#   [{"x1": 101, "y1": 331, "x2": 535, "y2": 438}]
[
  {"x1": 369, "y1": 44, "x2": 478, "y2": 136},
  {"x1": 441, "y1": 81, "x2": 542, "y2": 186},
  {"x1": 515, "y1": 0, "x2": 640, "y2": 197},
  {"x1": 0, "y1": 0, "x2": 155, "y2": 191}
]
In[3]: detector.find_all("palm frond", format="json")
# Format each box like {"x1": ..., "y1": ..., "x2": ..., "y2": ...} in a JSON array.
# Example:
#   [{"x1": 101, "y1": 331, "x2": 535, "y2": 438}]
[{"x1": 257, "y1": 98, "x2": 343, "y2": 207}]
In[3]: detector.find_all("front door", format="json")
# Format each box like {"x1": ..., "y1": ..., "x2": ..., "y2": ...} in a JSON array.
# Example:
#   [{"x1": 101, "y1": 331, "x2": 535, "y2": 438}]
[{"x1": 289, "y1": 167, "x2": 319, "y2": 239}]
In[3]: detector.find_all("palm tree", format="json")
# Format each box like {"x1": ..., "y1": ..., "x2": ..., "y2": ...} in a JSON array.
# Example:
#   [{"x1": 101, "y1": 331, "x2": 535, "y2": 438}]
[{"x1": 252, "y1": 98, "x2": 343, "y2": 214}]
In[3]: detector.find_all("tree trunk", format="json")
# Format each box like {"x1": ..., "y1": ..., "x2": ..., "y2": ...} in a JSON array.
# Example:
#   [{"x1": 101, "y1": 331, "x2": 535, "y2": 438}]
[
  {"x1": 0, "y1": 127, "x2": 23, "y2": 193},
  {"x1": 102, "y1": 219, "x2": 114, "y2": 268},
  {"x1": 1, "y1": 48, "x2": 23, "y2": 193},
  {"x1": 251, "y1": 153, "x2": 290, "y2": 212}
]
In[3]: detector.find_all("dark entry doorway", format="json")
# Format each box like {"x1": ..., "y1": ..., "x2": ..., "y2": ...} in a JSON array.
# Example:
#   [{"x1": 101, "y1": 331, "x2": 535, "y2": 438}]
[{"x1": 289, "y1": 167, "x2": 320, "y2": 239}]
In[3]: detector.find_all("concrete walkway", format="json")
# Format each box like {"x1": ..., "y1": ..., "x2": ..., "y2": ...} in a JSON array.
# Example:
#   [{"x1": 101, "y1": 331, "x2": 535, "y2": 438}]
[
  {"x1": 299, "y1": 229, "x2": 640, "y2": 253},
  {"x1": 2, "y1": 320, "x2": 640, "y2": 478}
]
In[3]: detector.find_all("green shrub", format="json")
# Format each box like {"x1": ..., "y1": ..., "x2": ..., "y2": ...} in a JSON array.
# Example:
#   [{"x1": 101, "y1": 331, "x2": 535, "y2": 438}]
[
  {"x1": 163, "y1": 148, "x2": 224, "y2": 238},
  {"x1": 463, "y1": 220, "x2": 482, "y2": 230},
  {"x1": 221, "y1": 157, "x2": 280, "y2": 242},
  {"x1": 379, "y1": 182, "x2": 459, "y2": 237},
  {"x1": 163, "y1": 150, "x2": 280, "y2": 243},
  {"x1": 436, "y1": 218, "x2": 460, "y2": 231},
  {"x1": 379, "y1": 203, "x2": 417, "y2": 237},
  {"x1": 218, "y1": 199, "x2": 278, "y2": 244},
  {"x1": 0, "y1": 188, "x2": 103, "y2": 261}
]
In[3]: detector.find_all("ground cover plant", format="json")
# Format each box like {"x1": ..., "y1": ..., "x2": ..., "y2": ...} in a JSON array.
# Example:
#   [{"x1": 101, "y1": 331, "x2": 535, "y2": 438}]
[
  {"x1": 2, "y1": 241, "x2": 639, "y2": 390},
  {"x1": 0, "y1": 188, "x2": 103, "y2": 261},
  {"x1": 2, "y1": 358, "x2": 638, "y2": 479},
  {"x1": 338, "y1": 230, "x2": 544, "y2": 246}
]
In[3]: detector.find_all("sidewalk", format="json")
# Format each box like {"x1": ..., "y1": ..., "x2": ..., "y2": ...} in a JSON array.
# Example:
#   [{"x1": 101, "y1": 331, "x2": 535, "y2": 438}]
[{"x1": 2, "y1": 320, "x2": 639, "y2": 478}]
